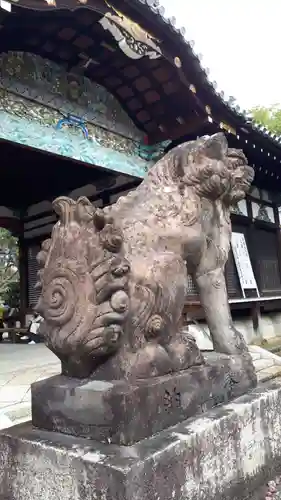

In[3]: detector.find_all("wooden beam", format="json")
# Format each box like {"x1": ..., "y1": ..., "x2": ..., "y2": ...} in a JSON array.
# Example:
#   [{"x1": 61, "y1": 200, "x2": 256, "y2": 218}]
[
  {"x1": 273, "y1": 204, "x2": 281, "y2": 288},
  {"x1": 18, "y1": 217, "x2": 28, "y2": 326},
  {"x1": 150, "y1": 114, "x2": 208, "y2": 145},
  {"x1": 245, "y1": 197, "x2": 262, "y2": 294}
]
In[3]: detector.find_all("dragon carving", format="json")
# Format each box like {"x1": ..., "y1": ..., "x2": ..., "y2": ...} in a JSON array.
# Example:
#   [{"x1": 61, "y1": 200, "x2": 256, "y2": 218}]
[{"x1": 36, "y1": 133, "x2": 256, "y2": 385}]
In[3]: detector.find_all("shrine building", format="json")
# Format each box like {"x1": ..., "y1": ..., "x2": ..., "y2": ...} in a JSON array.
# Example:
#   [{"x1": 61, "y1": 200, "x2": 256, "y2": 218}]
[{"x1": 0, "y1": 0, "x2": 281, "y2": 341}]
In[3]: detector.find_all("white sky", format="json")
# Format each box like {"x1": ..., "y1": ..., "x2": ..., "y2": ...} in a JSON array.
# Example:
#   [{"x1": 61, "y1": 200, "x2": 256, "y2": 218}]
[{"x1": 160, "y1": 0, "x2": 280, "y2": 110}]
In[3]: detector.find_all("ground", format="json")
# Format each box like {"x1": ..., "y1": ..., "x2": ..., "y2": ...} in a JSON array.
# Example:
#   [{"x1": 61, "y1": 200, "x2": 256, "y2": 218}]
[
  {"x1": 0, "y1": 341, "x2": 281, "y2": 430},
  {"x1": 0, "y1": 343, "x2": 60, "y2": 429}
]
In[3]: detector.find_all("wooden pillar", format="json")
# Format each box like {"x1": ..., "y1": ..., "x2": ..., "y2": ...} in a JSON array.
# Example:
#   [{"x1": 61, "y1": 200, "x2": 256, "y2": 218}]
[
  {"x1": 251, "y1": 302, "x2": 262, "y2": 338},
  {"x1": 18, "y1": 217, "x2": 28, "y2": 327},
  {"x1": 101, "y1": 191, "x2": 111, "y2": 207},
  {"x1": 246, "y1": 197, "x2": 262, "y2": 291},
  {"x1": 246, "y1": 197, "x2": 262, "y2": 336},
  {"x1": 273, "y1": 203, "x2": 281, "y2": 285}
]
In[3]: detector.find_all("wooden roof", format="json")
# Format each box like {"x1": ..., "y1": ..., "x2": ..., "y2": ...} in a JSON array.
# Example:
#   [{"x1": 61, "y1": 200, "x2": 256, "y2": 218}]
[
  {"x1": 0, "y1": 0, "x2": 280, "y2": 188},
  {"x1": 0, "y1": 0, "x2": 209, "y2": 144}
]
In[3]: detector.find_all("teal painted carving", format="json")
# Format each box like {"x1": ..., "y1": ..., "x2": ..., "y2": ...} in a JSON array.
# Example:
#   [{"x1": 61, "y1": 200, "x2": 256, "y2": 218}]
[
  {"x1": 0, "y1": 51, "x2": 155, "y2": 177},
  {"x1": 0, "y1": 51, "x2": 144, "y2": 142},
  {"x1": 0, "y1": 88, "x2": 153, "y2": 177},
  {"x1": 138, "y1": 140, "x2": 172, "y2": 162},
  {"x1": 0, "y1": 89, "x2": 138, "y2": 156},
  {"x1": 56, "y1": 114, "x2": 89, "y2": 139},
  {"x1": 0, "y1": 109, "x2": 151, "y2": 178}
]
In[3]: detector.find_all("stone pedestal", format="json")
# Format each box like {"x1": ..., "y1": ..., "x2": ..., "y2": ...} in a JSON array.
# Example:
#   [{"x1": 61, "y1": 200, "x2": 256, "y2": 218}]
[
  {"x1": 31, "y1": 353, "x2": 255, "y2": 445},
  {"x1": 1, "y1": 380, "x2": 281, "y2": 500},
  {"x1": 31, "y1": 364, "x2": 226, "y2": 445}
]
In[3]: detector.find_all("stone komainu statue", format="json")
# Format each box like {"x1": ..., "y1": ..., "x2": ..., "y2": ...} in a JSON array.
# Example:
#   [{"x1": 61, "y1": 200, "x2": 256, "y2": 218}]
[{"x1": 36, "y1": 133, "x2": 256, "y2": 386}]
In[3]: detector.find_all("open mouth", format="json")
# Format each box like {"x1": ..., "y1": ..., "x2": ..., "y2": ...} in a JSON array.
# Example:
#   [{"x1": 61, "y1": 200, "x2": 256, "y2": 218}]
[
  {"x1": 236, "y1": 178, "x2": 251, "y2": 190},
  {"x1": 227, "y1": 148, "x2": 254, "y2": 190}
]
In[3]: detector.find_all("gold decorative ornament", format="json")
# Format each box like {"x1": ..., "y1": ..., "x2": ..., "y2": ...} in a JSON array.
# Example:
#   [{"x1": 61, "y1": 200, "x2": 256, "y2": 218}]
[
  {"x1": 219, "y1": 122, "x2": 236, "y2": 136},
  {"x1": 174, "y1": 56, "x2": 182, "y2": 68},
  {"x1": 100, "y1": 3, "x2": 162, "y2": 60}
]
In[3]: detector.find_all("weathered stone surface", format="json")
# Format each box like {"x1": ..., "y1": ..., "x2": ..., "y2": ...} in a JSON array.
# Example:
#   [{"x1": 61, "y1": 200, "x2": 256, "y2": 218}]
[
  {"x1": 31, "y1": 352, "x2": 256, "y2": 444},
  {"x1": 2, "y1": 380, "x2": 281, "y2": 500},
  {"x1": 257, "y1": 365, "x2": 281, "y2": 383},
  {"x1": 35, "y1": 133, "x2": 256, "y2": 389}
]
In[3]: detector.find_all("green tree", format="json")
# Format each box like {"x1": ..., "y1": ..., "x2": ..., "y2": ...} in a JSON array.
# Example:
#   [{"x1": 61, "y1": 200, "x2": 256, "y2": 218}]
[
  {"x1": 250, "y1": 104, "x2": 281, "y2": 135},
  {"x1": 0, "y1": 228, "x2": 19, "y2": 299},
  {"x1": 2, "y1": 282, "x2": 20, "y2": 309}
]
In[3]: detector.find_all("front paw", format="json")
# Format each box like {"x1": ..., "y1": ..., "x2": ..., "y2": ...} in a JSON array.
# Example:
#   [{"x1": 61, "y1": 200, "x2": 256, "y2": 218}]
[
  {"x1": 128, "y1": 343, "x2": 173, "y2": 378},
  {"x1": 165, "y1": 333, "x2": 205, "y2": 371}
]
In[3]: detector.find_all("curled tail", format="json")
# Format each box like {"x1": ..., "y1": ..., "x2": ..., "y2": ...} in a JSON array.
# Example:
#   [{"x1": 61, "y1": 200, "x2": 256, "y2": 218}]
[{"x1": 35, "y1": 196, "x2": 130, "y2": 378}]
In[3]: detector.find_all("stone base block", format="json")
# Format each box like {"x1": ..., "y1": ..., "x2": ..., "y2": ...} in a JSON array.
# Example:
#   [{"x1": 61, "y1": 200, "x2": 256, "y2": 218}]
[
  {"x1": 31, "y1": 354, "x2": 255, "y2": 445},
  {"x1": 2, "y1": 380, "x2": 281, "y2": 500}
]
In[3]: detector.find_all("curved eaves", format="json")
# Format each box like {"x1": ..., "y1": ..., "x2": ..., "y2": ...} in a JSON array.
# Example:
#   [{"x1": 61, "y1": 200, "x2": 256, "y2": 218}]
[{"x1": 129, "y1": 0, "x2": 281, "y2": 150}]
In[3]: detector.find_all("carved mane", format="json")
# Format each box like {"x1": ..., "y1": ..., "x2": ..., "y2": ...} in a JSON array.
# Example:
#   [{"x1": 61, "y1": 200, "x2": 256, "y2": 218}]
[
  {"x1": 35, "y1": 133, "x2": 255, "y2": 384},
  {"x1": 148, "y1": 134, "x2": 253, "y2": 202}
]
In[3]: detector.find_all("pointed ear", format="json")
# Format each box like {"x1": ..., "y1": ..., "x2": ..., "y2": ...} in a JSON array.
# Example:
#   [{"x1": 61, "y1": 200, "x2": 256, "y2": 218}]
[{"x1": 201, "y1": 133, "x2": 228, "y2": 160}]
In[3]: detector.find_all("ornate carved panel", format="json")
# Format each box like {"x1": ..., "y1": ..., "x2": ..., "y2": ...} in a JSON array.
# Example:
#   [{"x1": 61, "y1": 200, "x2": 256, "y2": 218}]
[
  {"x1": 0, "y1": 52, "x2": 171, "y2": 176},
  {"x1": 230, "y1": 199, "x2": 248, "y2": 217},
  {"x1": 252, "y1": 201, "x2": 275, "y2": 224},
  {"x1": 99, "y1": 8, "x2": 162, "y2": 61},
  {"x1": 0, "y1": 106, "x2": 152, "y2": 178},
  {"x1": 0, "y1": 51, "x2": 144, "y2": 141}
]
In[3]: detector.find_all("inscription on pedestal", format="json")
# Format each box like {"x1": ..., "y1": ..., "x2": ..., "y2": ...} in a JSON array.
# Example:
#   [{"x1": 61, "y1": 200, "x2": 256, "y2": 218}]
[{"x1": 164, "y1": 388, "x2": 181, "y2": 411}]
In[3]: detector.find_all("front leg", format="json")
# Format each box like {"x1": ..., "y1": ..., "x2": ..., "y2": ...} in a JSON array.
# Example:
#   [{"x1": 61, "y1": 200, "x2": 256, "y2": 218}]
[
  {"x1": 195, "y1": 267, "x2": 257, "y2": 391},
  {"x1": 195, "y1": 267, "x2": 247, "y2": 355}
]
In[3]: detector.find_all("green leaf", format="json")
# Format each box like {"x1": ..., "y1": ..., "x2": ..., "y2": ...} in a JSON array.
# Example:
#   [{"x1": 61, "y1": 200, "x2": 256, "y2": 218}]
[{"x1": 250, "y1": 104, "x2": 281, "y2": 135}]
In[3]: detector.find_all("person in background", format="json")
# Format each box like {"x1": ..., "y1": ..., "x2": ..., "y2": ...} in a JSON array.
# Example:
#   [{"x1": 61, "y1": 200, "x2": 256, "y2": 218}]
[
  {"x1": 27, "y1": 312, "x2": 43, "y2": 345},
  {"x1": 0, "y1": 302, "x2": 4, "y2": 342},
  {"x1": 0, "y1": 302, "x2": 4, "y2": 326},
  {"x1": 1, "y1": 304, "x2": 19, "y2": 342}
]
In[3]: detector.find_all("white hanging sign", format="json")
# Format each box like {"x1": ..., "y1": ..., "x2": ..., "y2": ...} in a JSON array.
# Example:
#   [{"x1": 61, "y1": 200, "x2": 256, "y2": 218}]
[
  {"x1": 231, "y1": 232, "x2": 259, "y2": 298},
  {"x1": 0, "y1": 0, "x2": 11, "y2": 11}
]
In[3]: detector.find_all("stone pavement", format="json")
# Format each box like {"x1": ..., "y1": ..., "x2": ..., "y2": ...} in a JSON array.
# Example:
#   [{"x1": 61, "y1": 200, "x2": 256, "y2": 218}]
[
  {"x1": 189, "y1": 324, "x2": 281, "y2": 384},
  {"x1": 1, "y1": 342, "x2": 281, "y2": 431},
  {"x1": 0, "y1": 343, "x2": 60, "y2": 429},
  {"x1": 249, "y1": 345, "x2": 281, "y2": 383}
]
